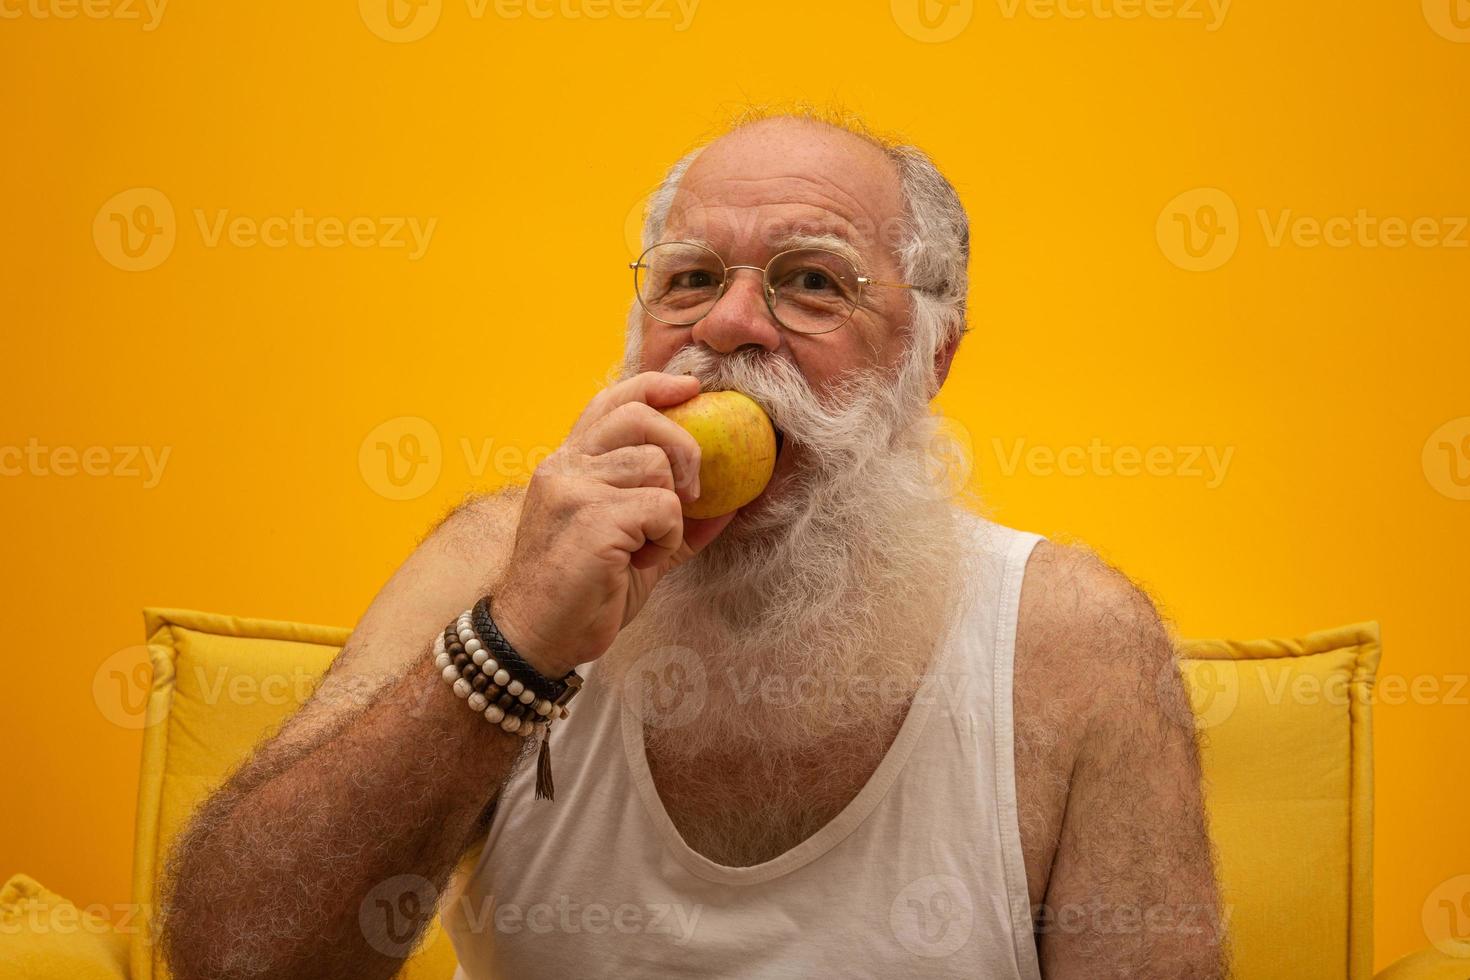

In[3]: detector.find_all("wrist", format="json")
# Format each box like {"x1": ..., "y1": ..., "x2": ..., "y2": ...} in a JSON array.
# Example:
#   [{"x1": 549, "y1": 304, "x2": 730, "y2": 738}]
[
  {"x1": 430, "y1": 603, "x2": 583, "y2": 801},
  {"x1": 487, "y1": 589, "x2": 570, "y2": 679}
]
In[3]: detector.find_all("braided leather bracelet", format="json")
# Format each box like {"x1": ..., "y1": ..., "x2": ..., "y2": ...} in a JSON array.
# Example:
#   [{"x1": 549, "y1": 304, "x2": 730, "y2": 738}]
[
  {"x1": 433, "y1": 602, "x2": 582, "y2": 800},
  {"x1": 471, "y1": 597, "x2": 570, "y2": 703}
]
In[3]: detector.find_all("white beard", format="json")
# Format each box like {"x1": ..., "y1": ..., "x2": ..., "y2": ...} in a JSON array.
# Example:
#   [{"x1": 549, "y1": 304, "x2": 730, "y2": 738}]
[{"x1": 598, "y1": 340, "x2": 973, "y2": 765}]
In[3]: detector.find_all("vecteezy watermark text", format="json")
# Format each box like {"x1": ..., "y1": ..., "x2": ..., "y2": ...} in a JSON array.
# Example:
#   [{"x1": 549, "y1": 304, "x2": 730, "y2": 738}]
[
  {"x1": 359, "y1": 0, "x2": 699, "y2": 42},
  {"x1": 991, "y1": 437, "x2": 1234, "y2": 488},
  {"x1": 1, "y1": 439, "x2": 170, "y2": 487},
  {"x1": 193, "y1": 209, "x2": 436, "y2": 258},
  {"x1": 994, "y1": 0, "x2": 1229, "y2": 30},
  {"x1": 93, "y1": 188, "x2": 437, "y2": 272},
  {"x1": 0, "y1": 0, "x2": 166, "y2": 29}
]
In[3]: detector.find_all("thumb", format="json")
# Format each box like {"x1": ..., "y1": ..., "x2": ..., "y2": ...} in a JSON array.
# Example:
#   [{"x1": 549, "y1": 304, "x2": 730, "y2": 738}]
[{"x1": 676, "y1": 511, "x2": 738, "y2": 559}]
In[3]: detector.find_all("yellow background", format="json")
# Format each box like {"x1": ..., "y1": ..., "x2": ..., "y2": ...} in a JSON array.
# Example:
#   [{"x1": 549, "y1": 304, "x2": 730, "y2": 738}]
[{"x1": 2, "y1": 0, "x2": 1466, "y2": 971}]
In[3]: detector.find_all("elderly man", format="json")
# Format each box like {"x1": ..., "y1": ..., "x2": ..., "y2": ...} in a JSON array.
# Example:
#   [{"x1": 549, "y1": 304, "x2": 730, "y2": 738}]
[{"x1": 162, "y1": 109, "x2": 1226, "y2": 979}]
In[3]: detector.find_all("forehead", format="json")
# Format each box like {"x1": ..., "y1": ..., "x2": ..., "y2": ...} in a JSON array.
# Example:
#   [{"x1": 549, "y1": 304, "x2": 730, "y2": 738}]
[{"x1": 665, "y1": 120, "x2": 904, "y2": 260}]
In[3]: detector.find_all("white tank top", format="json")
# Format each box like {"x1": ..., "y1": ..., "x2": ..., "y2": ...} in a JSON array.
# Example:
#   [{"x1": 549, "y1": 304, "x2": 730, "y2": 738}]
[{"x1": 446, "y1": 514, "x2": 1044, "y2": 979}]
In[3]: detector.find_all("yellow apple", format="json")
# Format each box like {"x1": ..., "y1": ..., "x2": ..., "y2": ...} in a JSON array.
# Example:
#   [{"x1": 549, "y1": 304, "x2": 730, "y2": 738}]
[{"x1": 660, "y1": 390, "x2": 777, "y2": 519}]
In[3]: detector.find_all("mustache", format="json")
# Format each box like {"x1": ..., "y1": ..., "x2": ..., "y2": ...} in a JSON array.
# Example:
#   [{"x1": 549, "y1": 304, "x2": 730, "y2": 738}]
[{"x1": 658, "y1": 346, "x2": 889, "y2": 457}]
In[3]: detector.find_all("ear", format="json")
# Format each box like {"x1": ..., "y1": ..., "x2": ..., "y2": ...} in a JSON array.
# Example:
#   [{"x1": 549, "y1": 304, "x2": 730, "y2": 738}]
[{"x1": 932, "y1": 326, "x2": 964, "y2": 395}]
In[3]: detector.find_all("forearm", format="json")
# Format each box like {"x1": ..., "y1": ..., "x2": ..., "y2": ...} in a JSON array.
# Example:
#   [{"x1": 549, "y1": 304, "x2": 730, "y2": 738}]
[{"x1": 162, "y1": 635, "x2": 526, "y2": 980}]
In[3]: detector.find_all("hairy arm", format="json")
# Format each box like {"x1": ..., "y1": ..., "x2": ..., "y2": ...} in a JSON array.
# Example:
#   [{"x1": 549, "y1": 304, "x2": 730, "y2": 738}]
[
  {"x1": 161, "y1": 489, "x2": 527, "y2": 980},
  {"x1": 1015, "y1": 543, "x2": 1228, "y2": 979}
]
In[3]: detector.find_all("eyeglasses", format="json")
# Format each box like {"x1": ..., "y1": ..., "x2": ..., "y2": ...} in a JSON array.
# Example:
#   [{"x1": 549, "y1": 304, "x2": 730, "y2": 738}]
[{"x1": 629, "y1": 240, "x2": 915, "y2": 336}]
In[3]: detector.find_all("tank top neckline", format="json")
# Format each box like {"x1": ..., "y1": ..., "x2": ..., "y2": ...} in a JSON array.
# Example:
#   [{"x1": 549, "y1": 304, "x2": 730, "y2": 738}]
[{"x1": 618, "y1": 514, "x2": 990, "y2": 887}]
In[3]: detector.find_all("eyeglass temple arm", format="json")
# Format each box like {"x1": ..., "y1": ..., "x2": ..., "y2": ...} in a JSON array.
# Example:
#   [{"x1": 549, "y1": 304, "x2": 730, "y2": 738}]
[{"x1": 858, "y1": 276, "x2": 917, "y2": 289}]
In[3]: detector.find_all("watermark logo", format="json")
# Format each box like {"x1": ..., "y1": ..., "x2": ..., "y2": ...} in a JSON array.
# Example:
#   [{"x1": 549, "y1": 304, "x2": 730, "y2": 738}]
[
  {"x1": 192, "y1": 209, "x2": 437, "y2": 257},
  {"x1": 94, "y1": 658, "x2": 355, "y2": 729},
  {"x1": 993, "y1": 0, "x2": 1230, "y2": 30},
  {"x1": 1033, "y1": 898, "x2": 1229, "y2": 943},
  {"x1": 360, "y1": 0, "x2": 443, "y2": 41},
  {"x1": 622, "y1": 644, "x2": 706, "y2": 729},
  {"x1": 891, "y1": 0, "x2": 974, "y2": 42},
  {"x1": 1157, "y1": 187, "x2": 1238, "y2": 272},
  {"x1": 362, "y1": 0, "x2": 698, "y2": 39},
  {"x1": 93, "y1": 190, "x2": 437, "y2": 270},
  {"x1": 1423, "y1": 416, "x2": 1470, "y2": 501},
  {"x1": 0, "y1": 440, "x2": 171, "y2": 487},
  {"x1": 913, "y1": 416, "x2": 974, "y2": 501},
  {"x1": 1164, "y1": 657, "x2": 1240, "y2": 731},
  {"x1": 0, "y1": 0, "x2": 167, "y2": 30},
  {"x1": 890, "y1": 873, "x2": 975, "y2": 957},
  {"x1": 1257, "y1": 209, "x2": 1468, "y2": 249},
  {"x1": 459, "y1": 436, "x2": 555, "y2": 484},
  {"x1": 92, "y1": 645, "x2": 157, "y2": 730},
  {"x1": 1260, "y1": 668, "x2": 1467, "y2": 709},
  {"x1": 1422, "y1": 874, "x2": 1470, "y2": 958},
  {"x1": 360, "y1": 416, "x2": 443, "y2": 501},
  {"x1": 1423, "y1": 0, "x2": 1470, "y2": 42},
  {"x1": 0, "y1": 897, "x2": 150, "y2": 937},
  {"x1": 484, "y1": 0, "x2": 699, "y2": 29},
  {"x1": 476, "y1": 896, "x2": 703, "y2": 942},
  {"x1": 360, "y1": 875, "x2": 440, "y2": 958},
  {"x1": 1161, "y1": 189, "x2": 1469, "y2": 270},
  {"x1": 94, "y1": 187, "x2": 176, "y2": 272},
  {"x1": 990, "y1": 437, "x2": 1234, "y2": 488}
]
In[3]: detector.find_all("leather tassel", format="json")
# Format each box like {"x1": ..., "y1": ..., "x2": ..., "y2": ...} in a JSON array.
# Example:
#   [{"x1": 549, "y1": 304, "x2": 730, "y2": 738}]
[{"x1": 535, "y1": 729, "x2": 555, "y2": 801}]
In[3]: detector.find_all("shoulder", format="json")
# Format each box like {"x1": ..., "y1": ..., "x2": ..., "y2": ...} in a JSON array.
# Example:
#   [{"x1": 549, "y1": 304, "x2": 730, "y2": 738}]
[
  {"x1": 1017, "y1": 539, "x2": 1174, "y2": 675},
  {"x1": 1014, "y1": 539, "x2": 1181, "y2": 739}
]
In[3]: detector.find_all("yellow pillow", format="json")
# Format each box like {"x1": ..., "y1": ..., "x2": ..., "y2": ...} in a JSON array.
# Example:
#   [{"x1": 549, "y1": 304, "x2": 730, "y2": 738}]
[
  {"x1": 0, "y1": 873, "x2": 130, "y2": 979},
  {"x1": 133, "y1": 608, "x2": 460, "y2": 980},
  {"x1": 1178, "y1": 622, "x2": 1379, "y2": 980},
  {"x1": 131, "y1": 608, "x2": 1378, "y2": 980}
]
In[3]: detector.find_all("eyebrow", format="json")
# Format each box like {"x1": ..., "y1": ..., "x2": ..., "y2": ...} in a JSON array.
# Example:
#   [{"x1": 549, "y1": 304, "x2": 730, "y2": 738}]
[
  {"x1": 768, "y1": 231, "x2": 865, "y2": 269},
  {"x1": 659, "y1": 232, "x2": 869, "y2": 271}
]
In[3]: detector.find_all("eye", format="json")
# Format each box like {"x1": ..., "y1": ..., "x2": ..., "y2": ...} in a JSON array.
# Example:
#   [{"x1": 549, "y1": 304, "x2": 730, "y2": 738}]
[
  {"x1": 768, "y1": 249, "x2": 858, "y2": 303},
  {"x1": 778, "y1": 265, "x2": 842, "y2": 294},
  {"x1": 796, "y1": 269, "x2": 832, "y2": 291},
  {"x1": 672, "y1": 268, "x2": 719, "y2": 290}
]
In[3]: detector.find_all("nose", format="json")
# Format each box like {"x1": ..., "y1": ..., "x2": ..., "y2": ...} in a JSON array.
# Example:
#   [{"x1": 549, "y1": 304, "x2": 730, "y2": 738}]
[{"x1": 689, "y1": 266, "x2": 782, "y2": 355}]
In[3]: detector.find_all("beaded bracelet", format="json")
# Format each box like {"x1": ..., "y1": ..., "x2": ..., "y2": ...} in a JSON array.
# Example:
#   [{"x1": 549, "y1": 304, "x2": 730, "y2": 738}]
[{"x1": 433, "y1": 603, "x2": 582, "y2": 800}]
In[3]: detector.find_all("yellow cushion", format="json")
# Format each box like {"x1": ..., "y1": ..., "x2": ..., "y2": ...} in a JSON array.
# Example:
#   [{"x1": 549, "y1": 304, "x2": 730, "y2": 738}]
[
  {"x1": 132, "y1": 608, "x2": 460, "y2": 980},
  {"x1": 1178, "y1": 622, "x2": 1379, "y2": 980},
  {"x1": 0, "y1": 874, "x2": 130, "y2": 979}
]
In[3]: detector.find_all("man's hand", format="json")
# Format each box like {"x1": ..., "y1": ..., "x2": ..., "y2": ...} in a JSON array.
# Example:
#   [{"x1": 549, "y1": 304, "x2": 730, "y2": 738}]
[{"x1": 493, "y1": 370, "x2": 736, "y2": 676}]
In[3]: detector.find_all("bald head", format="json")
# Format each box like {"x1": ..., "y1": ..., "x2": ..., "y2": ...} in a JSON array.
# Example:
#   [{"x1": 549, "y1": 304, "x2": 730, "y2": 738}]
[{"x1": 671, "y1": 117, "x2": 907, "y2": 272}]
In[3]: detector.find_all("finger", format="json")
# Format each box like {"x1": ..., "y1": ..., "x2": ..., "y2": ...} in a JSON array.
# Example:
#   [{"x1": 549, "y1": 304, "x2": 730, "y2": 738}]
[
  {"x1": 587, "y1": 444, "x2": 675, "y2": 494},
  {"x1": 623, "y1": 487, "x2": 685, "y2": 571},
  {"x1": 632, "y1": 510, "x2": 738, "y2": 578},
  {"x1": 571, "y1": 371, "x2": 700, "y2": 439},
  {"x1": 578, "y1": 402, "x2": 702, "y2": 502}
]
